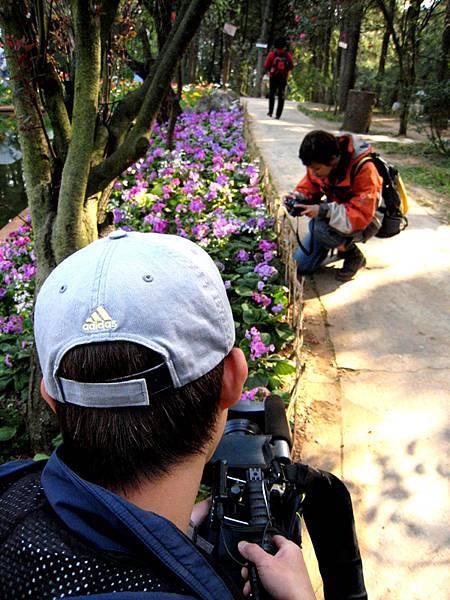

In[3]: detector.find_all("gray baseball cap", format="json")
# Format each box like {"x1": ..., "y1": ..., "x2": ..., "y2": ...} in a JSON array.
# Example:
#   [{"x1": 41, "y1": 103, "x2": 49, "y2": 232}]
[{"x1": 34, "y1": 231, "x2": 235, "y2": 408}]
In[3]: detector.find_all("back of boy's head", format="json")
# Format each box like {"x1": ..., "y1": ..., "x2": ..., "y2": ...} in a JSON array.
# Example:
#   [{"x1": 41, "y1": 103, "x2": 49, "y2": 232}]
[
  {"x1": 274, "y1": 36, "x2": 287, "y2": 49},
  {"x1": 34, "y1": 232, "x2": 235, "y2": 493},
  {"x1": 299, "y1": 130, "x2": 340, "y2": 166}
]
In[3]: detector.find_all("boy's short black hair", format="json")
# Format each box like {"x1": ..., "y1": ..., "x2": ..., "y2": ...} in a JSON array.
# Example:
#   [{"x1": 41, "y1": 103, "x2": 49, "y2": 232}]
[
  {"x1": 56, "y1": 341, "x2": 224, "y2": 495},
  {"x1": 299, "y1": 130, "x2": 340, "y2": 166},
  {"x1": 274, "y1": 36, "x2": 287, "y2": 49}
]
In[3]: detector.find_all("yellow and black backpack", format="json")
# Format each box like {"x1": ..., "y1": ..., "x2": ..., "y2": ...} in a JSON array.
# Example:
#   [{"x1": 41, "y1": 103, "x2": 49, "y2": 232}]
[{"x1": 353, "y1": 152, "x2": 409, "y2": 238}]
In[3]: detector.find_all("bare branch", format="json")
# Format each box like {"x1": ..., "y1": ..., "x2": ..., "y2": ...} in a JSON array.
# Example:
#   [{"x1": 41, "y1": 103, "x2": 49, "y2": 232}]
[
  {"x1": 374, "y1": 0, "x2": 403, "y2": 61},
  {"x1": 86, "y1": 0, "x2": 213, "y2": 196},
  {"x1": 53, "y1": 0, "x2": 102, "y2": 262}
]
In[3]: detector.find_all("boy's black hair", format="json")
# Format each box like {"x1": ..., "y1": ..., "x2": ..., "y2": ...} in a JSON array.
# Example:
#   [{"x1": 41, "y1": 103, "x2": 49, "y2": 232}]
[
  {"x1": 274, "y1": 36, "x2": 287, "y2": 49},
  {"x1": 56, "y1": 341, "x2": 224, "y2": 495},
  {"x1": 299, "y1": 130, "x2": 340, "y2": 166}
]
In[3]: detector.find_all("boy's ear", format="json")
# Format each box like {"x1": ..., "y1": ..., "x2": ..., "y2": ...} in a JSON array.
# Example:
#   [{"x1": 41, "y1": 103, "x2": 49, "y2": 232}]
[
  {"x1": 40, "y1": 379, "x2": 57, "y2": 413},
  {"x1": 219, "y1": 348, "x2": 248, "y2": 410}
]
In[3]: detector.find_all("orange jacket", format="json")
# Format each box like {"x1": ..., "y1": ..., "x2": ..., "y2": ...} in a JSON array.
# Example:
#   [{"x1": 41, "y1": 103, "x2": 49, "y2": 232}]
[{"x1": 295, "y1": 134, "x2": 383, "y2": 234}]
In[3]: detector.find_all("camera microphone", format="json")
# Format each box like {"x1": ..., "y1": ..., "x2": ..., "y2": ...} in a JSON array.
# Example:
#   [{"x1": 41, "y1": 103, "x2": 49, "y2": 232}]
[{"x1": 264, "y1": 395, "x2": 292, "y2": 461}]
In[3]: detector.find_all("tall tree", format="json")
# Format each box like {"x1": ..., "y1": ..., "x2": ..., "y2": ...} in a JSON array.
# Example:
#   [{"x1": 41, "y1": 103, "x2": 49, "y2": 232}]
[
  {"x1": 375, "y1": 0, "x2": 443, "y2": 134},
  {"x1": 374, "y1": 0, "x2": 396, "y2": 102},
  {"x1": 254, "y1": 0, "x2": 272, "y2": 97},
  {"x1": 0, "y1": 0, "x2": 213, "y2": 451},
  {"x1": 338, "y1": 0, "x2": 365, "y2": 111}
]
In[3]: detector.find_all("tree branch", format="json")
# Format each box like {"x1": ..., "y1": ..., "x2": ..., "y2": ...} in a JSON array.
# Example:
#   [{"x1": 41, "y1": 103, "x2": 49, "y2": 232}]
[
  {"x1": 375, "y1": 0, "x2": 403, "y2": 61},
  {"x1": 86, "y1": 0, "x2": 213, "y2": 196},
  {"x1": 53, "y1": 0, "x2": 102, "y2": 262},
  {"x1": 107, "y1": 76, "x2": 152, "y2": 151},
  {"x1": 39, "y1": 60, "x2": 72, "y2": 159}
]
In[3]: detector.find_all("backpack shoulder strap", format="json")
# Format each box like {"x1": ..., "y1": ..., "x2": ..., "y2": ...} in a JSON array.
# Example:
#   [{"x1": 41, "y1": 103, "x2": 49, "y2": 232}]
[{"x1": 351, "y1": 153, "x2": 375, "y2": 179}]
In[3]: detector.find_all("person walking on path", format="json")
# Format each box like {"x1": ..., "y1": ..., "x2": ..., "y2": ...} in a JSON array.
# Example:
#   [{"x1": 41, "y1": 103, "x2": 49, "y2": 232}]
[
  {"x1": 264, "y1": 36, "x2": 293, "y2": 120},
  {"x1": 288, "y1": 130, "x2": 383, "y2": 281}
]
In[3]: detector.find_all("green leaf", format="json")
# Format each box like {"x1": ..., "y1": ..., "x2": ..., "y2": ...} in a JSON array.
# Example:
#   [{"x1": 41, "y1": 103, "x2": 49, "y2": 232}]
[
  {"x1": 234, "y1": 285, "x2": 254, "y2": 297},
  {"x1": 274, "y1": 360, "x2": 296, "y2": 377},
  {"x1": 260, "y1": 332, "x2": 272, "y2": 346},
  {"x1": 52, "y1": 432, "x2": 63, "y2": 448},
  {"x1": 235, "y1": 265, "x2": 254, "y2": 274},
  {"x1": 0, "y1": 376, "x2": 14, "y2": 393},
  {"x1": 275, "y1": 326, "x2": 296, "y2": 344},
  {"x1": 245, "y1": 372, "x2": 269, "y2": 388},
  {"x1": 0, "y1": 426, "x2": 17, "y2": 441},
  {"x1": 33, "y1": 453, "x2": 49, "y2": 461},
  {"x1": 241, "y1": 303, "x2": 256, "y2": 324}
]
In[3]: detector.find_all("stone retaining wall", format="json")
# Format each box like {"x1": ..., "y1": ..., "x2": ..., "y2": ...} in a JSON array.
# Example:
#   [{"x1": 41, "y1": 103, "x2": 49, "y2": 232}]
[{"x1": 243, "y1": 110, "x2": 304, "y2": 420}]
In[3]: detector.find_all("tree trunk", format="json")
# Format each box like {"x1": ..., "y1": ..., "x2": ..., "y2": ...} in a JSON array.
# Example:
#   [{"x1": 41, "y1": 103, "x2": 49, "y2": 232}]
[
  {"x1": 374, "y1": 0, "x2": 395, "y2": 104},
  {"x1": 222, "y1": 32, "x2": 233, "y2": 85},
  {"x1": 186, "y1": 36, "x2": 198, "y2": 83},
  {"x1": 1, "y1": 0, "x2": 214, "y2": 452},
  {"x1": 254, "y1": 0, "x2": 272, "y2": 97},
  {"x1": 338, "y1": 1, "x2": 364, "y2": 112},
  {"x1": 342, "y1": 89, "x2": 377, "y2": 133}
]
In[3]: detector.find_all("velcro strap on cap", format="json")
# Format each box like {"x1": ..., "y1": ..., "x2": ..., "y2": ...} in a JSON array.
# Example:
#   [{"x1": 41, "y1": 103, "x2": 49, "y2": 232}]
[{"x1": 58, "y1": 377, "x2": 150, "y2": 407}]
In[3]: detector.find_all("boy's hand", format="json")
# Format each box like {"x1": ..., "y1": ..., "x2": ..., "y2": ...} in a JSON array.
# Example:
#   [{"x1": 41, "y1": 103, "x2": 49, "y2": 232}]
[
  {"x1": 238, "y1": 535, "x2": 316, "y2": 600},
  {"x1": 296, "y1": 204, "x2": 319, "y2": 218}
]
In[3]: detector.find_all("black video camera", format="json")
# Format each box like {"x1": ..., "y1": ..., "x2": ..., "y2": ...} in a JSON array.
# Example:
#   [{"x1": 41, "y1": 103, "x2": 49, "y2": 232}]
[
  {"x1": 283, "y1": 192, "x2": 310, "y2": 217},
  {"x1": 200, "y1": 395, "x2": 368, "y2": 600}
]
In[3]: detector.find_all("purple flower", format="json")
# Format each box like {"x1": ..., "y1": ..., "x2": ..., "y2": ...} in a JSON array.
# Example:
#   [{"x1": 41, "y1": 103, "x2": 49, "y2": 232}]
[
  {"x1": 241, "y1": 387, "x2": 270, "y2": 402},
  {"x1": 152, "y1": 218, "x2": 169, "y2": 234},
  {"x1": 263, "y1": 251, "x2": 274, "y2": 262},
  {"x1": 259, "y1": 240, "x2": 277, "y2": 252},
  {"x1": 271, "y1": 303, "x2": 284, "y2": 314},
  {"x1": 254, "y1": 262, "x2": 277, "y2": 280},
  {"x1": 189, "y1": 198, "x2": 206, "y2": 213},
  {"x1": 113, "y1": 208, "x2": 124, "y2": 224},
  {"x1": 4, "y1": 354, "x2": 13, "y2": 368},
  {"x1": 191, "y1": 223, "x2": 210, "y2": 240},
  {"x1": 224, "y1": 280, "x2": 231, "y2": 290},
  {"x1": 21, "y1": 264, "x2": 36, "y2": 281},
  {"x1": 252, "y1": 291, "x2": 272, "y2": 309},
  {"x1": 257, "y1": 281, "x2": 265, "y2": 291},
  {"x1": 212, "y1": 216, "x2": 241, "y2": 239},
  {"x1": 235, "y1": 249, "x2": 250, "y2": 263},
  {"x1": 0, "y1": 288, "x2": 6, "y2": 299},
  {"x1": 216, "y1": 174, "x2": 229, "y2": 186},
  {"x1": 0, "y1": 315, "x2": 23, "y2": 334},
  {"x1": 245, "y1": 327, "x2": 275, "y2": 361}
]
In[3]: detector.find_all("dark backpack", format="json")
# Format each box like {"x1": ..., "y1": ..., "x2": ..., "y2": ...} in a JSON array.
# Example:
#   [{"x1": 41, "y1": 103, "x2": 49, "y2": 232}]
[
  {"x1": 270, "y1": 50, "x2": 290, "y2": 77},
  {"x1": 353, "y1": 152, "x2": 409, "y2": 238}
]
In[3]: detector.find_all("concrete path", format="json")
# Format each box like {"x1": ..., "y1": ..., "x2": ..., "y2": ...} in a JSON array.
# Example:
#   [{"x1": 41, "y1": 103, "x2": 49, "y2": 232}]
[{"x1": 244, "y1": 98, "x2": 450, "y2": 599}]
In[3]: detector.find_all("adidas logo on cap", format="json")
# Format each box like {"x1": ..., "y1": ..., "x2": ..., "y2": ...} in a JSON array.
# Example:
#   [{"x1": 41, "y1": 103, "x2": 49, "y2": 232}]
[{"x1": 83, "y1": 306, "x2": 118, "y2": 333}]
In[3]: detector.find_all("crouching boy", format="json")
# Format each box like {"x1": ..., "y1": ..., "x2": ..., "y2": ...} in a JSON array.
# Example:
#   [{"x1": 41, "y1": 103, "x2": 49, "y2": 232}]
[{"x1": 290, "y1": 130, "x2": 383, "y2": 281}]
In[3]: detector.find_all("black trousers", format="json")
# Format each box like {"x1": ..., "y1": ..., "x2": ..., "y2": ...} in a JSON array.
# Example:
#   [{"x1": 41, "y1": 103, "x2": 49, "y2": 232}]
[{"x1": 268, "y1": 75, "x2": 287, "y2": 118}]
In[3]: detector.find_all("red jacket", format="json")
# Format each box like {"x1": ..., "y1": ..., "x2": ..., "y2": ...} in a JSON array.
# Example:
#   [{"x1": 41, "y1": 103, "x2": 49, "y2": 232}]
[
  {"x1": 264, "y1": 49, "x2": 293, "y2": 80},
  {"x1": 295, "y1": 134, "x2": 383, "y2": 234}
]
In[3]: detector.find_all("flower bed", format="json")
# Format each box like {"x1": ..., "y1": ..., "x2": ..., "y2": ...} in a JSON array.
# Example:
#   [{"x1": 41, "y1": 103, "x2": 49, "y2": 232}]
[
  {"x1": 110, "y1": 108, "x2": 297, "y2": 396},
  {"x1": 0, "y1": 105, "x2": 297, "y2": 455}
]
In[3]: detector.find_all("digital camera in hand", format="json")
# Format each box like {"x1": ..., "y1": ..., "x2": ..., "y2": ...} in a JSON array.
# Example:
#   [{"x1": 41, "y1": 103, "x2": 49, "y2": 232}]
[{"x1": 284, "y1": 192, "x2": 310, "y2": 217}]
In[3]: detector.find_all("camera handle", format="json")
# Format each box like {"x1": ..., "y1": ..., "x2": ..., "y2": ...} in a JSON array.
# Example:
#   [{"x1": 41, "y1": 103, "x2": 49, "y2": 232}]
[{"x1": 247, "y1": 468, "x2": 275, "y2": 600}]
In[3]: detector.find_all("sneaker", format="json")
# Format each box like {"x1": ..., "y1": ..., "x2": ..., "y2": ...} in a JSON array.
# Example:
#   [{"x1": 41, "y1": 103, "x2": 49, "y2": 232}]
[
  {"x1": 267, "y1": 113, "x2": 272, "y2": 117},
  {"x1": 275, "y1": 115, "x2": 281, "y2": 120},
  {"x1": 335, "y1": 245, "x2": 366, "y2": 281}
]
